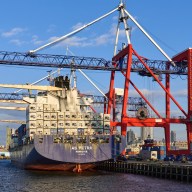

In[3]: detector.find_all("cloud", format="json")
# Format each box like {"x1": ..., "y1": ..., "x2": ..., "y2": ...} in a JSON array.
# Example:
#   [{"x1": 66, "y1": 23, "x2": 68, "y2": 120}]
[
  {"x1": 31, "y1": 35, "x2": 43, "y2": 45},
  {"x1": 1, "y1": 27, "x2": 26, "y2": 37},
  {"x1": 128, "y1": 89, "x2": 162, "y2": 97},
  {"x1": 46, "y1": 25, "x2": 115, "y2": 48},
  {"x1": 48, "y1": 36, "x2": 92, "y2": 48},
  {"x1": 71, "y1": 22, "x2": 86, "y2": 31},
  {"x1": 37, "y1": 19, "x2": 136, "y2": 49},
  {"x1": 94, "y1": 34, "x2": 113, "y2": 46},
  {"x1": 128, "y1": 88, "x2": 187, "y2": 98},
  {"x1": 9, "y1": 39, "x2": 26, "y2": 46},
  {"x1": 172, "y1": 89, "x2": 187, "y2": 97}
]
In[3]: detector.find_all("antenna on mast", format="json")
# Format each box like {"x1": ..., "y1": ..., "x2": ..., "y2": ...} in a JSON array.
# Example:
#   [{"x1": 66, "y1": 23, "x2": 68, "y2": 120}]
[
  {"x1": 47, "y1": 70, "x2": 54, "y2": 86},
  {"x1": 70, "y1": 60, "x2": 77, "y2": 89},
  {"x1": 65, "y1": 46, "x2": 77, "y2": 89}
]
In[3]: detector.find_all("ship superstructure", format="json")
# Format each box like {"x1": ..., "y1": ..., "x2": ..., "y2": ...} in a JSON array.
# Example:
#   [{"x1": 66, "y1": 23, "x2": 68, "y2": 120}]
[{"x1": 25, "y1": 75, "x2": 110, "y2": 138}]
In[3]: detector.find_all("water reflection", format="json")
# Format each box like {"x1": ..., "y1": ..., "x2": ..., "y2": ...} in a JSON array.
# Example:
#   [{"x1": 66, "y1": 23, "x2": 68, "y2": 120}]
[{"x1": 0, "y1": 160, "x2": 191, "y2": 192}]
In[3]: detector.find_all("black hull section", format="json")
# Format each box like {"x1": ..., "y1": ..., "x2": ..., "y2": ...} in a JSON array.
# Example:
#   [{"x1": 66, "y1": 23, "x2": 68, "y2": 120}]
[
  {"x1": 11, "y1": 146, "x2": 94, "y2": 171},
  {"x1": 10, "y1": 135, "x2": 126, "y2": 171}
]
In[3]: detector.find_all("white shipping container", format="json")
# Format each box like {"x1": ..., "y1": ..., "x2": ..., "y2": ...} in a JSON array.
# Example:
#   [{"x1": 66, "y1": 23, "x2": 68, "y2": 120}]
[
  {"x1": 76, "y1": 112, "x2": 81, "y2": 120},
  {"x1": 27, "y1": 121, "x2": 36, "y2": 129},
  {"x1": 43, "y1": 104, "x2": 51, "y2": 111},
  {"x1": 64, "y1": 112, "x2": 71, "y2": 120},
  {"x1": 104, "y1": 114, "x2": 110, "y2": 121},
  {"x1": 78, "y1": 121, "x2": 84, "y2": 128},
  {"x1": 84, "y1": 121, "x2": 91, "y2": 128},
  {"x1": 37, "y1": 128, "x2": 43, "y2": 134},
  {"x1": 71, "y1": 112, "x2": 77, "y2": 120},
  {"x1": 36, "y1": 112, "x2": 43, "y2": 120},
  {"x1": 28, "y1": 128, "x2": 36, "y2": 137},
  {"x1": 64, "y1": 121, "x2": 70, "y2": 128},
  {"x1": 50, "y1": 104, "x2": 57, "y2": 112},
  {"x1": 83, "y1": 113, "x2": 91, "y2": 120},
  {"x1": 28, "y1": 104, "x2": 37, "y2": 112},
  {"x1": 89, "y1": 113, "x2": 95, "y2": 120},
  {"x1": 50, "y1": 121, "x2": 57, "y2": 128},
  {"x1": 36, "y1": 104, "x2": 43, "y2": 111},
  {"x1": 44, "y1": 129, "x2": 51, "y2": 135},
  {"x1": 97, "y1": 113, "x2": 104, "y2": 120},
  {"x1": 58, "y1": 121, "x2": 65, "y2": 128},
  {"x1": 104, "y1": 122, "x2": 110, "y2": 129},
  {"x1": 71, "y1": 122, "x2": 78, "y2": 128},
  {"x1": 36, "y1": 120, "x2": 44, "y2": 128},
  {"x1": 58, "y1": 112, "x2": 64, "y2": 120},
  {"x1": 28, "y1": 113, "x2": 37, "y2": 121},
  {"x1": 50, "y1": 112, "x2": 57, "y2": 120},
  {"x1": 44, "y1": 121, "x2": 50, "y2": 128},
  {"x1": 44, "y1": 113, "x2": 50, "y2": 120},
  {"x1": 77, "y1": 113, "x2": 84, "y2": 120}
]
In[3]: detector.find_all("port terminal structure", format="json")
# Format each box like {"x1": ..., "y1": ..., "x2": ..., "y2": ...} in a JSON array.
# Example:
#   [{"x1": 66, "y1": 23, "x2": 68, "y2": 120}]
[{"x1": 0, "y1": 2, "x2": 191, "y2": 156}]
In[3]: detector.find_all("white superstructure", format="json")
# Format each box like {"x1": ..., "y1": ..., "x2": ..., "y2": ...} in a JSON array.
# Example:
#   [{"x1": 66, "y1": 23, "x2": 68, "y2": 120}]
[{"x1": 24, "y1": 76, "x2": 110, "y2": 138}]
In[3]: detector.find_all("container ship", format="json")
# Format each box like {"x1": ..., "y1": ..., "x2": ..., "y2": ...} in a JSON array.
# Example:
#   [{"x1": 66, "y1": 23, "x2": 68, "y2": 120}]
[{"x1": 8, "y1": 75, "x2": 126, "y2": 172}]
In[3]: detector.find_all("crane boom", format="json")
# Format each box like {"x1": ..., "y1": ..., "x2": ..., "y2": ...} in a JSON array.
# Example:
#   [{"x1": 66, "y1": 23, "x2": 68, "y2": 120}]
[
  {"x1": 29, "y1": 6, "x2": 119, "y2": 54},
  {"x1": 0, "y1": 106, "x2": 26, "y2": 111},
  {"x1": 0, "y1": 100, "x2": 26, "y2": 104},
  {"x1": 0, "y1": 51, "x2": 188, "y2": 75},
  {"x1": 0, "y1": 120, "x2": 25, "y2": 124},
  {"x1": 0, "y1": 84, "x2": 63, "y2": 91}
]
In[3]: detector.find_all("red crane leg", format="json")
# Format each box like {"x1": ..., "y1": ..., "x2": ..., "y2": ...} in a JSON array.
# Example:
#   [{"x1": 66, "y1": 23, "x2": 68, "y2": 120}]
[
  {"x1": 187, "y1": 49, "x2": 192, "y2": 153},
  {"x1": 121, "y1": 44, "x2": 133, "y2": 136},
  {"x1": 165, "y1": 64, "x2": 171, "y2": 155},
  {"x1": 107, "y1": 71, "x2": 115, "y2": 115},
  {"x1": 164, "y1": 125, "x2": 171, "y2": 155},
  {"x1": 186, "y1": 123, "x2": 192, "y2": 154},
  {"x1": 112, "y1": 91, "x2": 117, "y2": 134}
]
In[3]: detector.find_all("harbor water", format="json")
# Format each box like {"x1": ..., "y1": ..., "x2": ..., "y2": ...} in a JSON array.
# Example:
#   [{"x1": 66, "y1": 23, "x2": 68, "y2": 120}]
[{"x1": 0, "y1": 160, "x2": 191, "y2": 192}]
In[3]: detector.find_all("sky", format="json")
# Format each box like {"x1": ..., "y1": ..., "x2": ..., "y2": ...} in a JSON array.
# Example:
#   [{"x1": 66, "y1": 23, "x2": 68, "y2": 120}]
[{"x1": 0, "y1": 0, "x2": 192, "y2": 145}]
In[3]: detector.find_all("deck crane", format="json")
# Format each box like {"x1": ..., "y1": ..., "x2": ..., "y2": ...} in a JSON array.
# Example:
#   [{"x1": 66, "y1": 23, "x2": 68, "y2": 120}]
[
  {"x1": 0, "y1": 85, "x2": 63, "y2": 124},
  {"x1": 0, "y1": 2, "x2": 191, "y2": 156},
  {"x1": 0, "y1": 106, "x2": 26, "y2": 111},
  {"x1": 0, "y1": 120, "x2": 25, "y2": 124}
]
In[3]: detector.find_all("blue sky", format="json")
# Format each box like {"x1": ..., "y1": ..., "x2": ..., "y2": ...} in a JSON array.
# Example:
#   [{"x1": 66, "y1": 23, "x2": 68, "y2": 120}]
[{"x1": 0, "y1": 0, "x2": 192, "y2": 145}]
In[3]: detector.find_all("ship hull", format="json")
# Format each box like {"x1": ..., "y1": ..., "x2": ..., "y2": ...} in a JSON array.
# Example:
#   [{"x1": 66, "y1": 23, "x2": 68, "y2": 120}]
[{"x1": 10, "y1": 135, "x2": 126, "y2": 172}]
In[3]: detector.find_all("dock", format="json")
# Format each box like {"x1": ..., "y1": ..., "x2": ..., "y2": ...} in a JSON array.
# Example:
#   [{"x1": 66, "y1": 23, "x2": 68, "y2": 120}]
[{"x1": 97, "y1": 161, "x2": 192, "y2": 182}]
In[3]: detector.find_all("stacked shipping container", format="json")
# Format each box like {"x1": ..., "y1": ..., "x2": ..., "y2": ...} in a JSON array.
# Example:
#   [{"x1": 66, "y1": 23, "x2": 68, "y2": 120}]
[{"x1": 26, "y1": 103, "x2": 110, "y2": 138}]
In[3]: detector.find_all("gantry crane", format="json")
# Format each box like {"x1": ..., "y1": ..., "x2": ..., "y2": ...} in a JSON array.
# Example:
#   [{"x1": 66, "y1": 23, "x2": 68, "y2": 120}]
[{"x1": 0, "y1": 2, "x2": 191, "y2": 156}]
